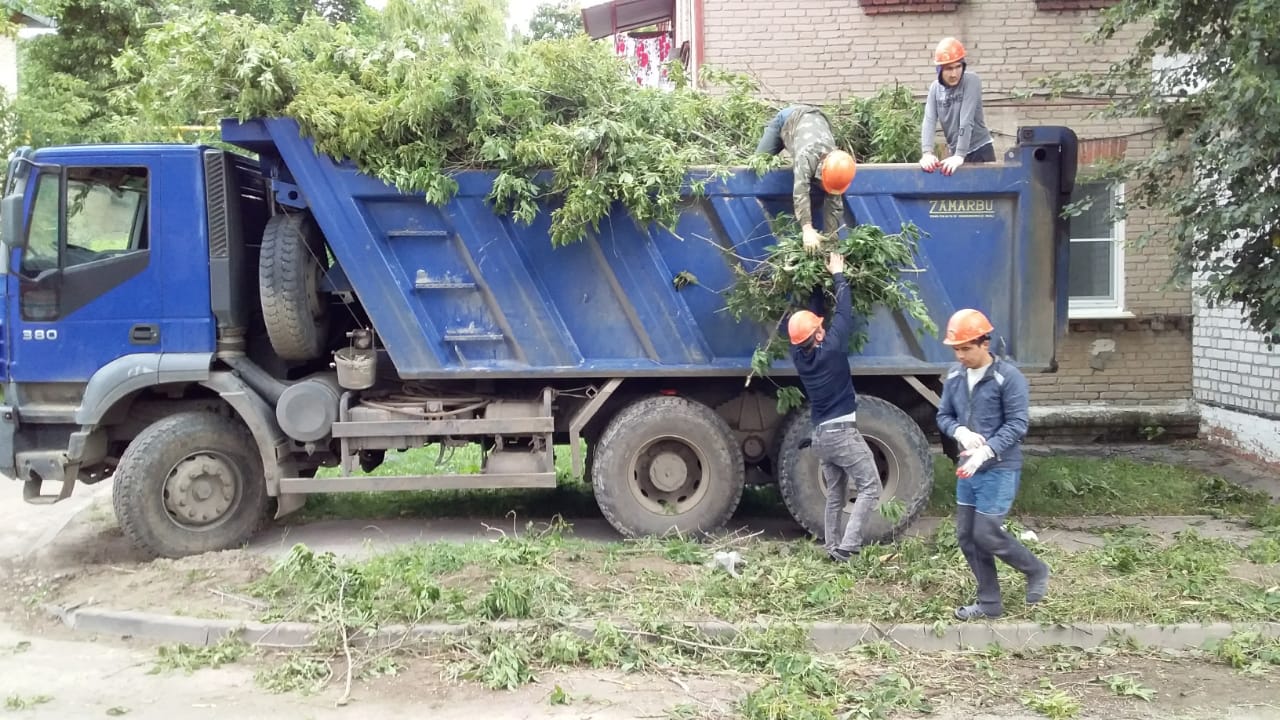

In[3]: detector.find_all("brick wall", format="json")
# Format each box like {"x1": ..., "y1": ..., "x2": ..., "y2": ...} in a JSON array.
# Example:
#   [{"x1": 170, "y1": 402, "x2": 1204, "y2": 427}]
[
  {"x1": 702, "y1": 0, "x2": 1193, "y2": 410},
  {"x1": 1028, "y1": 316, "x2": 1192, "y2": 404},
  {"x1": 1192, "y1": 284, "x2": 1279, "y2": 416},
  {"x1": 1192, "y1": 277, "x2": 1280, "y2": 462}
]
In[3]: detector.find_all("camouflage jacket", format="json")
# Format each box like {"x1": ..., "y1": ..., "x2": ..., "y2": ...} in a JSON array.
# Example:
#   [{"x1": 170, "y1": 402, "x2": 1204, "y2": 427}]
[{"x1": 779, "y1": 106, "x2": 843, "y2": 234}]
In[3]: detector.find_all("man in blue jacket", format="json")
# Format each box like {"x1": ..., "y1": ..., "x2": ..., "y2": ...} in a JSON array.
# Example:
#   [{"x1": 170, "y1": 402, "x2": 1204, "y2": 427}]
[
  {"x1": 786, "y1": 251, "x2": 880, "y2": 563},
  {"x1": 936, "y1": 309, "x2": 1050, "y2": 620}
]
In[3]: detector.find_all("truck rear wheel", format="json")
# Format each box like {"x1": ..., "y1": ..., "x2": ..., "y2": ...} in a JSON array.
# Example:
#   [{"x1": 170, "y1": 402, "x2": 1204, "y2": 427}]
[
  {"x1": 776, "y1": 395, "x2": 933, "y2": 544},
  {"x1": 260, "y1": 212, "x2": 330, "y2": 361},
  {"x1": 592, "y1": 395, "x2": 744, "y2": 537},
  {"x1": 112, "y1": 411, "x2": 268, "y2": 559}
]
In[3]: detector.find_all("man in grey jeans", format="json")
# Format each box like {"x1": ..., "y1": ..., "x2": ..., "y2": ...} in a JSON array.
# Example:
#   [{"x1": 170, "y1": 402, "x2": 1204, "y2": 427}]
[{"x1": 785, "y1": 251, "x2": 881, "y2": 562}]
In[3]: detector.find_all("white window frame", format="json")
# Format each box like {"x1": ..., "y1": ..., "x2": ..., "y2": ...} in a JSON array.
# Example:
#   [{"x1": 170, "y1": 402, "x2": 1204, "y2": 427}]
[{"x1": 1068, "y1": 181, "x2": 1130, "y2": 319}]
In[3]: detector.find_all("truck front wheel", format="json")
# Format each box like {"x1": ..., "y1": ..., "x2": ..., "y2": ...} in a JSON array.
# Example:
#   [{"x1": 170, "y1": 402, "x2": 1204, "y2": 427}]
[
  {"x1": 112, "y1": 412, "x2": 268, "y2": 559},
  {"x1": 592, "y1": 395, "x2": 744, "y2": 538}
]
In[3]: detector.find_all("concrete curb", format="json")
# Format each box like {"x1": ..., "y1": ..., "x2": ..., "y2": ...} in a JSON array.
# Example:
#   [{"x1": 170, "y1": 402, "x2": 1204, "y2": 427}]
[{"x1": 45, "y1": 604, "x2": 1280, "y2": 654}]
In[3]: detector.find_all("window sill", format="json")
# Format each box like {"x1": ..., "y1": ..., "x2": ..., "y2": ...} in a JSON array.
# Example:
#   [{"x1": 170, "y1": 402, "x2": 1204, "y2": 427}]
[{"x1": 1068, "y1": 308, "x2": 1134, "y2": 320}]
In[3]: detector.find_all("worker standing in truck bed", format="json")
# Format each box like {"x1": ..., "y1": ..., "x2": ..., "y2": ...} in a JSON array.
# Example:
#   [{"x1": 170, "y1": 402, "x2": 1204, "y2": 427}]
[
  {"x1": 919, "y1": 37, "x2": 995, "y2": 175},
  {"x1": 756, "y1": 105, "x2": 857, "y2": 253}
]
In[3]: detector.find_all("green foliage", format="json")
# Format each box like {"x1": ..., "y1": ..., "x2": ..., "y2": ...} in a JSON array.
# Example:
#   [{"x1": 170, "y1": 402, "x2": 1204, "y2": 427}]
[
  {"x1": 725, "y1": 219, "x2": 935, "y2": 382},
  {"x1": 1098, "y1": 673, "x2": 1156, "y2": 701},
  {"x1": 1205, "y1": 631, "x2": 1280, "y2": 675},
  {"x1": 3, "y1": 694, "x2": 52, "y2": 710},
  {"x1": 1021, "y1": 679, "x2": 1081, "y2": 719},
  {"x1": 124, "y1": 3, "x2": 922, "y2": 252},
  {"x1": 1048, "y1": 0, "x2": 1280, "y2": 342},
  {"x1": 7, "y1": 0, "x2": 159, "y2": 150},
  {"x1": 1, "y1": 0, "x2": 373, "y2": 154},
  {"x1": 255, "y1": 655, "x2": 331, "y2": 694},
  {"x1": 150, "y1": 637, "x2": 249, "y2": 674},
  {"x1": 525, "y1": 0, "x2": 583, "y2": 41}
]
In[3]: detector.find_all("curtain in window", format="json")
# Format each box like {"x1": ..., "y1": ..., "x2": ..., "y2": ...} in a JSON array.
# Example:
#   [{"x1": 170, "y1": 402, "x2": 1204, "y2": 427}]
[{"x1": 614, "y1": 31, "x2": 674, "y2": 90}]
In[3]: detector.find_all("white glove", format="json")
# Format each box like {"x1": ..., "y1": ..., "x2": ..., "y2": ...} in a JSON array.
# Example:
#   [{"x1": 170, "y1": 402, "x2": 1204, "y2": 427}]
[
  {"x1": 940, "y1": 155, "x2": 965, "y2": 175},
  {"x1": 953, "y1": 426, "x2": 987, "y2": 451},
  {"x1": 956, "y1": 445, "x2": 995, "y2": 479},
  {"x1": 919, "y1": 152, "x2": 939, "y2": 172},
  {"x1": 802, "y1": 225, "x2": 822, "y2": 253}
]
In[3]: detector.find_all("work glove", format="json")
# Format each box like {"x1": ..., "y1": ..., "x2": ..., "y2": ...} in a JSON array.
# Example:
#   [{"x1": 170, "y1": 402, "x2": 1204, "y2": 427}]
[
  {"x1": 956, "y1": 445, "x2": 995, "y2": 479},
  {"x1": 919, "y1": 152, "x2": 940, "y2": 172},
  {"x1": 802, "y1": 225, "x2": 822, "y2": 254},
  {"x1": 940, "y1": 155, "x2": 965, "y2": 176},
  {"x1": 953, "y1": 426, "x2": 986, "y2": 451}
]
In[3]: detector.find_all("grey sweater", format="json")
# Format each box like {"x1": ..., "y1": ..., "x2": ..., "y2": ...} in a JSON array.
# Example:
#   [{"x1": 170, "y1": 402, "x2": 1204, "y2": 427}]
[{"x1": 920, "y1": 72, "x2": 993, "y2": 158}]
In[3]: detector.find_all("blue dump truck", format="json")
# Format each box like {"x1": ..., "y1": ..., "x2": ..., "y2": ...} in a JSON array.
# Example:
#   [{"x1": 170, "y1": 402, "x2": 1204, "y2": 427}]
[{"x1": 0, "y1": 118, "x2": 1076, "y2": 558}]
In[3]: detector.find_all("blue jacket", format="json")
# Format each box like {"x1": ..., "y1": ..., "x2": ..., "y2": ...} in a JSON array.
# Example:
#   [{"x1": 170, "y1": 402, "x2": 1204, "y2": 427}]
[
  {"x1": 782, "y1": 274, "x2": 858, "y2": 426},
  {"x1": 936, "y1": 357, "x2": 1029, "y2": 471}
]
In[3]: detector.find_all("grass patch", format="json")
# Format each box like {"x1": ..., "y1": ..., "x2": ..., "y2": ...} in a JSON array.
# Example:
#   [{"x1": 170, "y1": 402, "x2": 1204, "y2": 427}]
[
  {"x1": 929, "y1": 454, "x2": 1270, "y2": 517},
  {"x1": 298, "y1": 446, "x2": 1272, "y2": 524},
  {"x1": 244, "y1": 520, "x2": 1280, "y2": 629}
]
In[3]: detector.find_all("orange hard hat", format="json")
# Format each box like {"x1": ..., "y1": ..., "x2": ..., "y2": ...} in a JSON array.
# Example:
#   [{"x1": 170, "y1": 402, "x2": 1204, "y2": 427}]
[
  {"x1": 820, "y1": 150, "x2": 856, "y2": 194},
  {"x1": 934, "y1": 37, "x2": 966, "y2": 66},
  {"x1": 788, "y1": 310, "x2": 823, "y2": 346},
  {"x1": 943, "y1": 308, "x2": 994, "y2": 346}
]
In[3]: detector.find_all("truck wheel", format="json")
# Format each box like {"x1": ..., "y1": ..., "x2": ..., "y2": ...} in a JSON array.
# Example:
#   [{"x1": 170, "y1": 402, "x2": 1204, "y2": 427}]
[
  {"x1": 776, "y1": 395, "x2": 933, "y2": 545},
  {"x1": 592, "y1": 396, "x2": 744, "y2": 537},
  {"x1": 112, "y1": 412, "x2": 268, "y2": 559},
  {"x1": 260, "y1": 213, "x2": 329, "y2": 361}
]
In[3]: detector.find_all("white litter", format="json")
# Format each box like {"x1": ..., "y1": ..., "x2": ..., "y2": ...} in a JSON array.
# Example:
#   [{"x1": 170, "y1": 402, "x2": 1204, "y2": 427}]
[{"x1": 708, "y1": 550, "x2": 745, "y2": 578}]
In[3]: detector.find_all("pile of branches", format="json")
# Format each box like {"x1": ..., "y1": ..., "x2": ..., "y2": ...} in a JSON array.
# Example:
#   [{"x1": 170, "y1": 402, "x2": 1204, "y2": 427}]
[{"x1": 124, "y1": 0, "x2": 934, "y2": 375}]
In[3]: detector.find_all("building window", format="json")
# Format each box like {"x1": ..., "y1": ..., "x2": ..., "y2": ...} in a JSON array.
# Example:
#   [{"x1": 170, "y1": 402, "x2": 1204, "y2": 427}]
[{"x1": 1068, "y1": 181, "x2": 1125, "y2": 317}]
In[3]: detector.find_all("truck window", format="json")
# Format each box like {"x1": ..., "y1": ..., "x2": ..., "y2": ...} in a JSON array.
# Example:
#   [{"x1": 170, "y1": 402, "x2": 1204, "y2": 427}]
[{"x1": 20, "y1": 166, "x2": 148, "y2": 276}]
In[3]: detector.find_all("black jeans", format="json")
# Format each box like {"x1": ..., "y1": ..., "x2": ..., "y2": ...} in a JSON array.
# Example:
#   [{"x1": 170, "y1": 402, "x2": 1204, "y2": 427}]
[{"x1": 965, "y1": 143, "x2": 997, "y2": 163}]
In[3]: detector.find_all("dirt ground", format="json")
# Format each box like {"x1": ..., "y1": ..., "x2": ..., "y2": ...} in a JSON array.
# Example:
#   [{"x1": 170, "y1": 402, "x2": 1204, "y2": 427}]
[
  {"x1": 2, "y1": 441, "x2": 1279, "y2": 719},
  {"x1": 2, "y1": 616, "x2": 1277, "y2": 719},
  {"x1": 8, "y1": 508, "x2": 1273, "y2": 629}
]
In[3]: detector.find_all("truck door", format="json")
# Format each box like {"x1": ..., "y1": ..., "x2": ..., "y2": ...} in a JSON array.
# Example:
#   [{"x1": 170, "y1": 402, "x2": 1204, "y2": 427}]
[{"x1": 8, "y1": 163, "x2": 163, "y2": 382}]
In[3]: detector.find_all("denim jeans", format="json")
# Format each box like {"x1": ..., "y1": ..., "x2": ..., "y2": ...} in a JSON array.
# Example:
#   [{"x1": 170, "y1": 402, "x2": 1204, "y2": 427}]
[
  {"x1": 955, "y1": 468, "x2": 1047, "y2": 614},
  {"x1": 811, "y1": 422, "x2": 880, "y2": 552}
]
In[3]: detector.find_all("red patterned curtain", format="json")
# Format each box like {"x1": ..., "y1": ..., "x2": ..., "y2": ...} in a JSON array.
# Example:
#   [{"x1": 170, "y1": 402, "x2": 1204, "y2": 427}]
[{"x1": 613, "y1": 27, "x2": 674, "y2": 90}]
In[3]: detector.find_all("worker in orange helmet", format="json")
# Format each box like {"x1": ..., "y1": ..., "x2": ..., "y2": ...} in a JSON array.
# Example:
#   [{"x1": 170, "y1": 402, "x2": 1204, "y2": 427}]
[
  {"x1": 919, "y1": 37, "x2": 995, "y2": 176},
  {"x1": 757, "y1": 105, "x2": 857, "y2": 254},
  {"x1": 936, "y1": 309, "x2": 1049, "y2": 620},
  {"x1": 782, "y1": 251, "x2": 880, "y2": 563}
]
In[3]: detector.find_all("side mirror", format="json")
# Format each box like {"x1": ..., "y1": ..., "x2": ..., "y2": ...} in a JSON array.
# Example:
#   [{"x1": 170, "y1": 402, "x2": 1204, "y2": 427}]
[{"x1": 1, "y1": 193, "x2": 25, "y2": 252}]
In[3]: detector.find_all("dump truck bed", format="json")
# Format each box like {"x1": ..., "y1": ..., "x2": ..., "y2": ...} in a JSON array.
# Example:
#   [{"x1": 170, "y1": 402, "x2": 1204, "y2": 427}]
[{"x1": 223, "y1": 118, "x2": 1074, "y2": 379}]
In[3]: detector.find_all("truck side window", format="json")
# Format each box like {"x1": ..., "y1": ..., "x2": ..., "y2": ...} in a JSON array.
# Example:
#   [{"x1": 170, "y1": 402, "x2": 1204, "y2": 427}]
[
  {"x1": 20, "y1": 166, "x2": 148, "y2": 277},
  {"x1": 21, "y1": 174, "x2": 60, "y2": 275}
]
